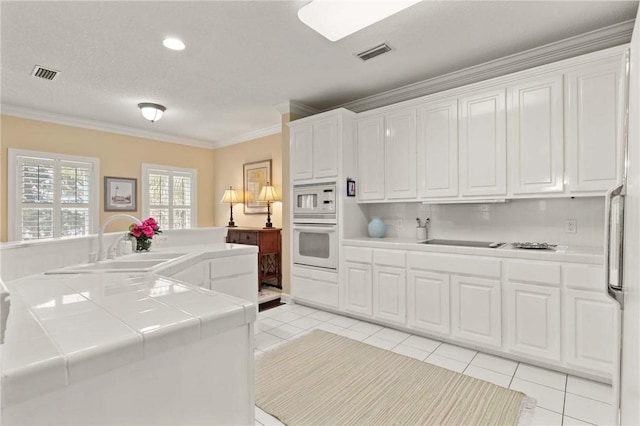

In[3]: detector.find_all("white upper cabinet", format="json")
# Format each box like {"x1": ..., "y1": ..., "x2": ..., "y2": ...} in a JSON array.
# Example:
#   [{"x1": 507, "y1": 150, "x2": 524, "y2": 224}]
[
  {"x1": 312, "y1": 118, "x2": 339, "y2": 179},
  {"x1": 417, "y1": 100, "x2": 458, "y2": 198},
  {"x1": 566, "y1": 59, "x2": 621, "y2": 193},
  {"x1": 357, "y1": 115, "x2": 386, "y2": 201},
  {"x1": 459, "y1": 88, "x2": 507, "y2": 197},
  {"x1": 290, "y1": 110, "x2": 354, "y2": 183},
  {"x1": 291, "y1": 125, "x2": 314, "y2": 181},
  {"x1": 508, "y1": 75, "x2": 565, "y2": 195},
  {"x1": 384, "y1": 109, "x2": 417, "y2": 199}
]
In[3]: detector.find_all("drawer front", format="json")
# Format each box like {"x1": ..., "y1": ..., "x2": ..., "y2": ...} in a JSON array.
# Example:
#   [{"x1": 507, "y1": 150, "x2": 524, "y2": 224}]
[
  {"x1": 228, "y1": 231, "x2": 257, "y2": 245},
  {"x1": 373, "y1": 249, "x2": 405, "y2": 268},
  {"x1": 506, "y1": 260, "x2": 561, "y2": 286},
  {"x1": 343, "y1": 246, "x2": 373, "y2": 263}
]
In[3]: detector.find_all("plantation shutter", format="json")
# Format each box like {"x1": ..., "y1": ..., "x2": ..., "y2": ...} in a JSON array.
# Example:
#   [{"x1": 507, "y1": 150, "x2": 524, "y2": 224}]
[
  {"x1": 16, "y1": 154, "x2": 96, "y2": 240},
  {"x1": 145, "y1": 166, "x2": 195, "y2": 230}
]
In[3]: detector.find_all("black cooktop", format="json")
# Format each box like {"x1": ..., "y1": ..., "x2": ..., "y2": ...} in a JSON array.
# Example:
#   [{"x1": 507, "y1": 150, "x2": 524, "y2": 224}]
[{"x1": 420, "y1": 239, "x2": 503, "y2": 248}]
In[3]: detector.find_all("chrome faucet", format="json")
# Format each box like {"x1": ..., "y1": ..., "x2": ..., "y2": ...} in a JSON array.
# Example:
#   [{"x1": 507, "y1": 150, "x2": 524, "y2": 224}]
[{"x1": 97, "y1": 214, "x2": 142, "y2": 261}]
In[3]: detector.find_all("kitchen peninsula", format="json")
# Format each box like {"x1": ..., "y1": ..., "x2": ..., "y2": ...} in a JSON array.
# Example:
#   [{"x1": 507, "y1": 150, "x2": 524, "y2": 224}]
[{"x1": 0, "y1": 229, "x2": 257, "y2": 426}]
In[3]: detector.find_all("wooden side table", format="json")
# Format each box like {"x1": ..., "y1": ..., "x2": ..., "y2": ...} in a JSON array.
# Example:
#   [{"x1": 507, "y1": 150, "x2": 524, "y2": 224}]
[{"x1": 226, "y1": 228, "x2": 282, "y2": 292}]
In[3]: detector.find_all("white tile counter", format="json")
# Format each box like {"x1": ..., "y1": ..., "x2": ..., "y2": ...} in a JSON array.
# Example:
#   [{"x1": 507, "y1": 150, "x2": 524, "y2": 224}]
[
  {"x1": 342, "y1": 237, "x2": 603, "y2": 264},
  {"x1": 1, "y1": 242, "x2": 258, "y2": 425}
]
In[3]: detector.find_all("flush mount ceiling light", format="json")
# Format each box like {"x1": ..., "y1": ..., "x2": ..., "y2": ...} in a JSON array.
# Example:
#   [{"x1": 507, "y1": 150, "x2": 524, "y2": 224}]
[
  {"x1": 137, "y1": 103, "x2": 166, "y2": 123},
  {"x1": 162, "y1": 37, "x2": 185, "y2": 51},
  {"x1": 297, "y1": 0, "x2": 421, "y2": 42}
]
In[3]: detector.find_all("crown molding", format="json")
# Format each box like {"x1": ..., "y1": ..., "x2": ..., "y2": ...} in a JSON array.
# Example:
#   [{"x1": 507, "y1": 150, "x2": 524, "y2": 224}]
[
  {"x1": 339, "y1": 19, "x2": 635, "y2": 113},
  {"x1": 273, "y1": 100, "x2": 319, "y2": 117},
  {"x1": 211, "y1": 124, "x2": 281, "y2": 149},
  {"x1": 1, "y1": 104, "x2": 216, "y2": 149}
]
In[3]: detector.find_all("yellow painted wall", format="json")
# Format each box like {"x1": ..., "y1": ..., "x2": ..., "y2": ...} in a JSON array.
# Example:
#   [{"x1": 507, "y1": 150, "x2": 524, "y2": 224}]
[
  {"x1": 0, "y1": 115, "x2": 216, "y2": 241},
  {"x1": 212, "y1": 132, "x2": 282, "y2": 229}
]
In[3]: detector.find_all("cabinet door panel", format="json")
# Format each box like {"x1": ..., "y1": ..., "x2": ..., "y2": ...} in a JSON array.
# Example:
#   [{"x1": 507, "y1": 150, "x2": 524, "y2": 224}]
[
  {"x1": 291, "y1": 126, "x2": 314, "y2": 181},
  {"x1": 510, "y1": 75, "x2": 564, "y2": 194},
  {"x1": 417, "y1": 100, "x2": 458, "y2": 198},
  {"x1": 344, "y1": 261, "x2": 373, "y2": 316},
  {"x1": 566, "y1": 61, "x2": 620, "y2": 192},
  {"x1": 357, "y1": 116, "x2": 385, "y2": 201},
  {"x1": 451, "y1": 275, "x2": 501, "y2": 347},
  {"x1": 385, "y1": 109, "x2": 417, "y2": 199},
  {"x1": 407, "y1": 270, "x2": 450, "y2": 335},
  {"x1": 373, "y1": 266, "x2": 406, "y2": 325},
  {"x1": 565, "y1": 289, "x2": 617, "y2": 375},
  {"x1": 459, "y1": 89, "x2": 507, "y2": 197},
  {"x1": 506, "y1": 283, "x2": 560, "y2": 361},
  {"x1": 312, "y1": 118, "x2": 339, "y2": 179}
]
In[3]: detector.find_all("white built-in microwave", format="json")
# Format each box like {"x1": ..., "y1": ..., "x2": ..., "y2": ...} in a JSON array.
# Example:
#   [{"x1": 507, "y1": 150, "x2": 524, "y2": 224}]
[{"x1": 292, "y1": 183, "x2": 336, "y2": 222}]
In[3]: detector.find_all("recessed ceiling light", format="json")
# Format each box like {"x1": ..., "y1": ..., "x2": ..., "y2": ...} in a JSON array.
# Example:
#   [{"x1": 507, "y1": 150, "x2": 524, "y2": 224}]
[
  {"x1": 298, "y1": 0, "x2": 420, "y2": 42},
  {"x1": 163, "y1": 37, "x2": 185, "y2": 51}
]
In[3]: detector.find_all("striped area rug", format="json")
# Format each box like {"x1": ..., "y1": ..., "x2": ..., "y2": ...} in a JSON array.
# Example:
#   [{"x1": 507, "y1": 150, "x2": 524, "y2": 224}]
[{"x1": 256, "y1": 330, "x2": 528, "y2": 425}]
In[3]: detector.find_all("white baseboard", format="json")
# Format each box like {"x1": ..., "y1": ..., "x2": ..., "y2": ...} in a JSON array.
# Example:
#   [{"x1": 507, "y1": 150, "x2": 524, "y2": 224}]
[{"x1": 280, "y1": 293, "x2": 293, "y2": 304}]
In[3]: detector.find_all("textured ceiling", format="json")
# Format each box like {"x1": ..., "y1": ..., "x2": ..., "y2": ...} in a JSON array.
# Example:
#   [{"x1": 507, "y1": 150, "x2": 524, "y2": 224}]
[{"x1": 1, "y1": 1, "x2": 638, "y2": 147}]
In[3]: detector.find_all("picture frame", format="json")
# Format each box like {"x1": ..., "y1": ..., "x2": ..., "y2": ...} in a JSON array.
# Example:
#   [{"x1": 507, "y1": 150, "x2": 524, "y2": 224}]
[
  {"x1": 243, "y1": 159, "x2": 272, "y2": 214},
  {"x1": 104, "y1": 176, "x2": 137, "y2": 211},
  {"x1": 347, "y1": 178, "x2": 356, "y2": 197}
]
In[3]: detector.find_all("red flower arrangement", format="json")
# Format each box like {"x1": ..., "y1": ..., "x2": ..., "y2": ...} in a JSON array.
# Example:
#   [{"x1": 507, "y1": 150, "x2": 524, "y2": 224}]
[{"x1": 129, "y1": 217, "x2": 162, "y2": 251}]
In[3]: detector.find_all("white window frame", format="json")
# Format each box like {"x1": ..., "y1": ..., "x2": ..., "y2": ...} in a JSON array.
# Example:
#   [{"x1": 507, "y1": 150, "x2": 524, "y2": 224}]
[
  {"x1": 141, "y1": 163, "x2": 198, "y2": 229},
  {"x1": 8, "y1": 148, "x2": 100, "y2": 242}
]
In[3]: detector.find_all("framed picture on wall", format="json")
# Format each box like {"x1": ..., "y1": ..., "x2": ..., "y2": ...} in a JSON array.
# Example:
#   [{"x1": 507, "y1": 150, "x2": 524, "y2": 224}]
[
  {"x1": 104, "y1": 176, "x2": 137, "y2": 211},
  {"x1": 243, "y1": 159, "x2": 271, "y2": 214}
]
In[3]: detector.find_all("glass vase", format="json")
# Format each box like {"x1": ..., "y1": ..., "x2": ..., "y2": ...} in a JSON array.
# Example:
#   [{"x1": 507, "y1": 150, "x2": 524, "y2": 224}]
[{"x1": 135, "y1": 238, "x2": 152, "y2": 252}]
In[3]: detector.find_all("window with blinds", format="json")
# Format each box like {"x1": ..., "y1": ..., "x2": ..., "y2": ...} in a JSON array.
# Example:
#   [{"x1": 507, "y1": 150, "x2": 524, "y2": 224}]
[
  {"x1": 142, "y1": 164, "x2": 196, "y2": 230},
  {"x1": 9, "y1": 149, "x2": 99, "y2": 241}
]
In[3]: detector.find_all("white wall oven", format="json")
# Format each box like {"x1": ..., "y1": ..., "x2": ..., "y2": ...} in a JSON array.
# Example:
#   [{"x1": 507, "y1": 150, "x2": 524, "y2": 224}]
[{"x1": 293, "y1": 183, "x2": 337, "y2": 270}]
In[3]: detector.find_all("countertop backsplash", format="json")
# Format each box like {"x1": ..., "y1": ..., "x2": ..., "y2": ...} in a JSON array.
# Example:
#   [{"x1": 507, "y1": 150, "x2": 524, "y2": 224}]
[{"x1": 362, "y1": 197, "x2": 605, "y2": 248}]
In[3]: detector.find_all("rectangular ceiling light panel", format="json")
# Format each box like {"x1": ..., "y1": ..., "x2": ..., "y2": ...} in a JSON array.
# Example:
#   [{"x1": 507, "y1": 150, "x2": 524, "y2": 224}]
[{"x1": 298, "y1": 0, "x2": 421, "y2": 42}]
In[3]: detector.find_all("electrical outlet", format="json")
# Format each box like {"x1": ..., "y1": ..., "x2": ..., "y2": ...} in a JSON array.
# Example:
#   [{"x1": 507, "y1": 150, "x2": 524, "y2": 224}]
[{"x1": 566, "y1": 219, "x2": 577, "y2": 234}]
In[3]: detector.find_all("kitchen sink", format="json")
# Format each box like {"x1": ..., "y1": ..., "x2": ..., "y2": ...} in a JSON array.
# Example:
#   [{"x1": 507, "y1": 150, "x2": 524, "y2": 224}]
[
  {"x1": 125, "y1": 252, "x2": 188, "y2": 260},
  {"x1": 45, "y1": 253, "x2": 189, "y2": 274}
]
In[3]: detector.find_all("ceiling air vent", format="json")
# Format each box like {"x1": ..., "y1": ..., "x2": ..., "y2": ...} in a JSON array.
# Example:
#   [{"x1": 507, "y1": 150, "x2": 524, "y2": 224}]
[
  {"x1": 31, "y1": 65, "x2": 59, "y2": 81},
  {"x1": 356, "y1": 43, "x2": 392, "y2": 61}
]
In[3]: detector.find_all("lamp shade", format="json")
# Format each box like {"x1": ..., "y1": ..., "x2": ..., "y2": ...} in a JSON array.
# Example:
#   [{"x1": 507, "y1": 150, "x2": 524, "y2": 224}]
[
  {"x1": 138, "y1": 103, "x2": 166, "y2": 122},
  {"x1": 220, "y1": 187, "x2": 241, "y2": 204},
  {"x1": 258, "y1": 184, "x2": 280, "y2": 202}
]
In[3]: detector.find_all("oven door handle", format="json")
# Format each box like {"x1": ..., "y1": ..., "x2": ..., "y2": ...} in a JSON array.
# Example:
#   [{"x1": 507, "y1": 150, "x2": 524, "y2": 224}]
[{"x1": 293, "y1": 224, "x2": 336, "y2": 231}]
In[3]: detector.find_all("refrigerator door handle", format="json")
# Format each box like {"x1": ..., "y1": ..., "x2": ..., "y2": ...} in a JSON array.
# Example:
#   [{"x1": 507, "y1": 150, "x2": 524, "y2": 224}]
[{"x1": 605, "y1": 183, "x2": 625, "y2": 308}]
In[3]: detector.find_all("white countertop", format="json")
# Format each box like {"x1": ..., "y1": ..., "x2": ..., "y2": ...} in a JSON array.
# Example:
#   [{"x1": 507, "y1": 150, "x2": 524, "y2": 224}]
[
  {"x1": 1, "y1": 243, "x2": 258, "y2": 407},
  {"x1": 343, "y1": 237, "x2": 603, "y2": 264}
]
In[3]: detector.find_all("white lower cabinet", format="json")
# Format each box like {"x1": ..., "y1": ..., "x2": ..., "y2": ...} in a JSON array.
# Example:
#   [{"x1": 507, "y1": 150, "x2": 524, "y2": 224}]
[
  {"x1": 564, "y1": 288, "x2": 617, "y2": 376},
  {"x1": 407, "y1": 270, "x2": 450, "y2": 335},
  {"x1": 292, "y1": 265, "x2": 339, "y2": 309},
  {"x1": 451, "y1": 275, "x2": 502, "y2": 348},
  {"x1": 344, "y1": 261, "x2": 373, "y2": 316},
  {"x1": 373, "y1": 266, "x2": 406, "y2": 326},
  {"x1": 340, "y1": 244, "x2": 615, "y2": 380},
  {"x1": 505, "y1": 260, "x2": 561, "y2": 361},
  {"x1": 506, "y1": 282, "x2": 561, "y2": 361}
]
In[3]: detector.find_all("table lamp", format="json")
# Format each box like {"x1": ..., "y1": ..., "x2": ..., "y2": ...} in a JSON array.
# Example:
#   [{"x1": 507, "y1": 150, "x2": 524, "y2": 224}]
[{"x1": 220, "y1": 186, "x2": 240, "y2": 227}]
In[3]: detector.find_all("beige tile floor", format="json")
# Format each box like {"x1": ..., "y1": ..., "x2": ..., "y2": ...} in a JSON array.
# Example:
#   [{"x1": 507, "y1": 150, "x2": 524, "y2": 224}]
[{"x1": 254, "y1": 303, "x2": 615, "y2": 426}]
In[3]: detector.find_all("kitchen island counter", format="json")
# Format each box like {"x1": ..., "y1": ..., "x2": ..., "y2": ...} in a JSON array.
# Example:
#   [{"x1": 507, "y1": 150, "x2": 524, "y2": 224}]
[{"x1": 1, "y1": 242, "x2": 257, "y2": 425}]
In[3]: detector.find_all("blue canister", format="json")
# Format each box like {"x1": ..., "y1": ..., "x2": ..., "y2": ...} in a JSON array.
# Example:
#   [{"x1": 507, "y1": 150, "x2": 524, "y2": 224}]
[{"x1": 368, "y1": 217, "x2": 386, "y2": 238}]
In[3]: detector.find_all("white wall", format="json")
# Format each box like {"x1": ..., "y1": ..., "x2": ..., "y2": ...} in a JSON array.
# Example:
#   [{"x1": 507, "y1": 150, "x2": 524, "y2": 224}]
[{"x1": 363, "y1": 197, "x2": 605, "y2": 248}]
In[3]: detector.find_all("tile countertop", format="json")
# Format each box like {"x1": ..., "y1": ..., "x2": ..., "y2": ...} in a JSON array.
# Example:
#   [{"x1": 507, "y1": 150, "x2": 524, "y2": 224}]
[
  {"x1": 1, "y1": 243, "x2": 258, "y2": 407},
  {"x1": 342, "y1": 237, "x2": 604, "y2": 265}
]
